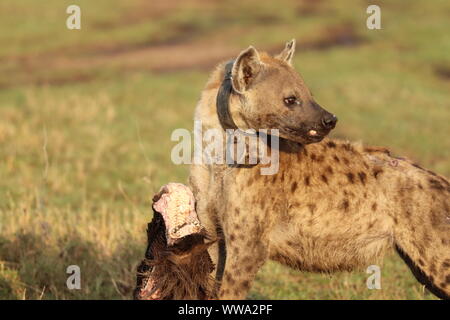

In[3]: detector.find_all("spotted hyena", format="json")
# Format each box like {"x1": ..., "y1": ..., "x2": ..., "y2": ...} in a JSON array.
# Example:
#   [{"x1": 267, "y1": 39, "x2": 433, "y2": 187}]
[{"x1": 188, "y1": 40, "x2": 450, "y2": 300}]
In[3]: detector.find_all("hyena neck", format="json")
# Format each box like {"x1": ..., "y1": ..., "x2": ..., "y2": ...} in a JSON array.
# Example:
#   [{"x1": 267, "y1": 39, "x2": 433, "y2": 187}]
[{"x1": 275, "y1": 137, "x2": 304, "y2": 153}]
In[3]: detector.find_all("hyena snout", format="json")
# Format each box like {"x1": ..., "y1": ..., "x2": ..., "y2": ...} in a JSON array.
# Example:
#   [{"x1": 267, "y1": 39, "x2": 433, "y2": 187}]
[
  {"x1": 311, "y1": 101, "x2": 337, "y2": 131},
  {"x1": 294, "y1": 103, "x2": 337, "y2": 143},
  {"x1": 321, "y1": 113, "x2": 338, "y2": 130},
  {"x1": 282, "y1": 107, "x2": 337, "y2": 144}
]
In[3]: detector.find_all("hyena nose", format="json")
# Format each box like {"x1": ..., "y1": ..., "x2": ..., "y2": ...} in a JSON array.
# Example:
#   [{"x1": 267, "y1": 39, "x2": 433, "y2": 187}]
[{"x1": 321, "y1": 114, "x2": 338, "y2": 129}]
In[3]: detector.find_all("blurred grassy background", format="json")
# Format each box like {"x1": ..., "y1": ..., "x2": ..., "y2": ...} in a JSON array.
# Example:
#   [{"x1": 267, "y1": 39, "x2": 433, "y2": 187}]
[{"x1": 0, "y1": 0, "x2": 449, "y2": 299}]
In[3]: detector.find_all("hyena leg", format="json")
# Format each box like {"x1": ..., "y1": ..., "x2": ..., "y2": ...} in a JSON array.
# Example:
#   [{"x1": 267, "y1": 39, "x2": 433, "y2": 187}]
[
  {"x1": 189, "y1": 167, "x2": 220, "y2": 262},
  {"x1": 393, "y1": 186, "x2": 450, "y2": 299},
  {"x1": 189, "y1": 166, "x2": 231, "y2": 298},
  {"x1": 218, "y1": 207, "x2": 270, "y2": 299}
]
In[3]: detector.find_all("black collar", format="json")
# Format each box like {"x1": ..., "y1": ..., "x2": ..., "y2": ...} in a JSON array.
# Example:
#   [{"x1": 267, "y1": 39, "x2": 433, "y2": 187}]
[{"x1": 216, "y1": 60, "x2": 239, "y2": 131}]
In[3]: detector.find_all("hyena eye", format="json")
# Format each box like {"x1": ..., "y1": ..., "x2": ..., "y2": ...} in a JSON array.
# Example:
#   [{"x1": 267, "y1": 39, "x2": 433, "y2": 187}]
[{"x1": 284, "y1": 96, "x2": 300, "y2": 107}]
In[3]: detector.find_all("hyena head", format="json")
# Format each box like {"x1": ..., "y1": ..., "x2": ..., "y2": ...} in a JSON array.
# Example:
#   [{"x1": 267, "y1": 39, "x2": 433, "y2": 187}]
[{"x1": 229, "y1": 39, "x2": 337, "y2": 144}]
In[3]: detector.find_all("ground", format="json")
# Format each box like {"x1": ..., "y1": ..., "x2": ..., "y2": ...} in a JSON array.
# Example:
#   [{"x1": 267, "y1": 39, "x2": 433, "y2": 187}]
[{"x1": 0, "y1": 0, "x2": 449, "y2": 299}]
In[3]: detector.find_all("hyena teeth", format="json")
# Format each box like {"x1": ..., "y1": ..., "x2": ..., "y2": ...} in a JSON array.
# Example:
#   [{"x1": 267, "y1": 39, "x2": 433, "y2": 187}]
[{"x1": 308, "y1": 130, "x2": 317, "y2": 136}]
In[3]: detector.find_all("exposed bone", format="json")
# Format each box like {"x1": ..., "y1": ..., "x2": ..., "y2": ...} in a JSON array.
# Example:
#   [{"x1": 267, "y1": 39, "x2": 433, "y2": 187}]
[
  {"x1": 152, "y1": 183, "x2": 202, "y2": 246},
  {"x1": 134, "y1": 183, "x2": 215, "y2": 300}
]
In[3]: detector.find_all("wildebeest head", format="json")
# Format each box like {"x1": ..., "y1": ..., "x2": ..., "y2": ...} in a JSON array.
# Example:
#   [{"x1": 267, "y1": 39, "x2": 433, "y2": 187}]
[
  {"x1": 134, "y1": 184, "x2": 215, "y2": 300},
  {"x1": 134, "y1": 217, "x2": 215, "y2": 300}
]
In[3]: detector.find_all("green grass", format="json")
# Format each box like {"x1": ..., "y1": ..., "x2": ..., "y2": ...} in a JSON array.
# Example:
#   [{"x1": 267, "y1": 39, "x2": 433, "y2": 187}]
[{"x1": 0, "y1": 0, "x2": 448, "y2": 299}]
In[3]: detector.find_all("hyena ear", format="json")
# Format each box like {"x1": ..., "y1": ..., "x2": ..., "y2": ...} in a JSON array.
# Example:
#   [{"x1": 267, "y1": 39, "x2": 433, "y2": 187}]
[
  {"x1": 231, "y1": 46, "x2": 262, "y2": 94},
  {"x1": 276, "y1": 39, "x2": 296, "y2": 65}
]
